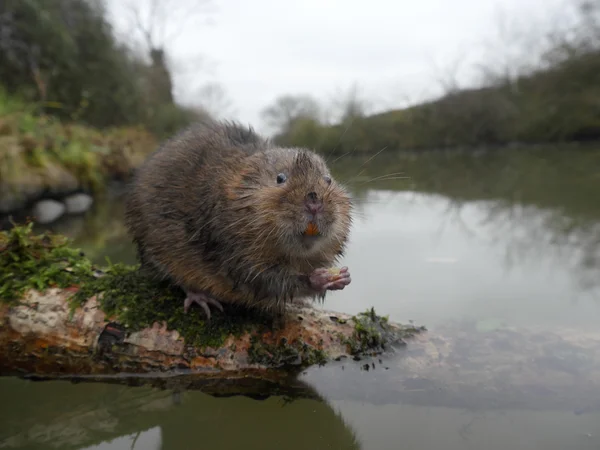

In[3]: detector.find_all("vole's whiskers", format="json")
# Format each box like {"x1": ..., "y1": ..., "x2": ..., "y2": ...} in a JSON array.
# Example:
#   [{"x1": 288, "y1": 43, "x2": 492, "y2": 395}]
[
  {"x1": 360, "y1": 146, "x2": 388, "y2": 167},
  {"x1": 337, "y1": 146, "x2": 389, "y2": 187},
  {"x1": 358, "y1": 172, "x2": 410, "y2": 185},
  {"x1": 324, "y1": 118, "x2": 356, "y2": 164},
  {"x1": 331, "y1": 151, "x2": 351, "y2": 163}
]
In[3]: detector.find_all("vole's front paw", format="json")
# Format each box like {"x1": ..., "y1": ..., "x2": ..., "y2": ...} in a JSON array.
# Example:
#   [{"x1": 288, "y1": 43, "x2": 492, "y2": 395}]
[{"x1": 309, "y1": 266, "x2": 351, "y2": 292}]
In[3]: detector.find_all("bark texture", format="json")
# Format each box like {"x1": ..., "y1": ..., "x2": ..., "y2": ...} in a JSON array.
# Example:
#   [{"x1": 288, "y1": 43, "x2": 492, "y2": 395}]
[{"x1": 0, "y1": 287, "x2": 419, "y2": 382}]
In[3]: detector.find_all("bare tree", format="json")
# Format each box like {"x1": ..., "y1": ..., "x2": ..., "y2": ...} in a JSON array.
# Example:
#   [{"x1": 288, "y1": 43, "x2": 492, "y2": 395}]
[
  {"x1": 120, "y1": 0, "x2": 216, "y2": 106},
  {"x1": 473, "y1": 1, "x2": 583, "y2": 87},
  {"x1": 192, "y1": 82, "x2": 235, "y2": 119},
  {"x1": 426, "y1": 50, "x2": 470, "y2": 96},
  {"x1": 481, "y1": 6, "x2": 531, "y2": 85},
  {"x1": 542, "y1": 0, "x2": 600, "y2": 64},
  {"x1": 122, "y1": 0, "x2": 215, "y2": 55},
  {"x1": 330, "y1": 83, "x2": 371, "y2": 124},
  {"x1": 260, "y1": 94, "x2": 322, "y2": 134}
]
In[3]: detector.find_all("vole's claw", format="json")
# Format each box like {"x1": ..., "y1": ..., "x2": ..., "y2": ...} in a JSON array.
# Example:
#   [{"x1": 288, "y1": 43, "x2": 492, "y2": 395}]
[
  {"x1": 183, "y1": 290, "x2": 224, "y2": 320},
  {"x1": 206, "y1": 297, "x2": 224, "y2": 312}
]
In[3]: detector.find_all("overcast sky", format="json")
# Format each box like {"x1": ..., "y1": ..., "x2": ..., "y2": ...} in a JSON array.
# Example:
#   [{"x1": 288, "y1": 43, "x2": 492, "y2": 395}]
[{"x1": 106, "y1": 0, "x2": 567, "y2": 135}]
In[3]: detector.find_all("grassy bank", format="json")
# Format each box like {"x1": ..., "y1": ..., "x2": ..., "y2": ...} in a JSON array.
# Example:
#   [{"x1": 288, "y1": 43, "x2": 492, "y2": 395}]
[
  {"x1": 275, "y1": 54, "x2": 600, "y2": 155},
  {"x1": 0, "y1": 89, "x2": 157, "y2": 212}
]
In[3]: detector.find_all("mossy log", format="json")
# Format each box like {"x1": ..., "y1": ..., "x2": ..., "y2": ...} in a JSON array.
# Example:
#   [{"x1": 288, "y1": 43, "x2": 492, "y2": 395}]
[
  {"x1": 0, "y1": 223, "x2": 424, "y2": 385},
  {"x1": 0, "y1": 287, "x2": 421, "y2": 379}
]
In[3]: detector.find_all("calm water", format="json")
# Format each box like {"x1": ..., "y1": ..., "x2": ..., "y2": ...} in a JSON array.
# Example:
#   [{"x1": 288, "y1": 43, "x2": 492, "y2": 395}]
[{"x1": 1, "y1": 148, "x2": 600, "y2": 449}]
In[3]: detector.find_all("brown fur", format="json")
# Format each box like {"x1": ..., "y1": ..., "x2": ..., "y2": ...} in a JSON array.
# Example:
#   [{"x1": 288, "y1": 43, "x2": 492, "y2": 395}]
[{"x1": 124, "y1": 120, "x2": 353, "y2": 314}]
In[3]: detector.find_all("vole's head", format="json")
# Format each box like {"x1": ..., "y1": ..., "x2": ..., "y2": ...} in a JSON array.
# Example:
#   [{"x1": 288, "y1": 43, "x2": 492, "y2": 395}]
[{"x1": 231, "y1": 147, "x2": 352, "y2": 257}]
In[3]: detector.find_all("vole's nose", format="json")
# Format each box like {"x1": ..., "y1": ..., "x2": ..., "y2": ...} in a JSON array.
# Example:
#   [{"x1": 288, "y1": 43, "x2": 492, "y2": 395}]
[{"x1": 305, "y1": 191, "x2": 323, "y2": 215}]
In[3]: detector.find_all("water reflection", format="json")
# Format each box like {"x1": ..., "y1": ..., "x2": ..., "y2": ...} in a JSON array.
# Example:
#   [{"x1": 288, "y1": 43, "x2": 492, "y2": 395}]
[
  {"x1": 474, "y1": 200, "x2": 600, "y2": 294},
  {"x1": 30, "y1": 184, "x2": 138, "y2": 266},
  {"x1": 325, "y1": 401, "x2": 600, "y2": 450},
  {"x1": 2, "y1": 337, "x2": 600, "y2": 450},
  {"x1": 321, "y1": 189, "x2": 600, "y2": 333},
  {"x1": 0, "y1": 377, "x2": 360, "y2": 450},
  {"x1": 300, "y1": 319, "x2": 600, "y2": 412}
]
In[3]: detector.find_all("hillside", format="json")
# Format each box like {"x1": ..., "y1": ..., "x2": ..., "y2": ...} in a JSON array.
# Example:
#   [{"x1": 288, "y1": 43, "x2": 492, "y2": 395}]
[{"x1": 272, "y1": 3, "x2": 600, "y2": 155}]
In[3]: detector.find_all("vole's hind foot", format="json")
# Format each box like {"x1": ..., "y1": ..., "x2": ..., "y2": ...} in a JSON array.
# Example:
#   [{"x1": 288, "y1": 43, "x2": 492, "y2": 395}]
[
  {"x1": 309, "y1": 266, "x2": 351, "y2": 292},
  {"x1": 183, "y1": 290, "x2": 224, "y2": 320}
]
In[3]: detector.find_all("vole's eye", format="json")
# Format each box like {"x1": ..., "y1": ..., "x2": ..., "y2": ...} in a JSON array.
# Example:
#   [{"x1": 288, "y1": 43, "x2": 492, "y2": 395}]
[
  {"x1": 276, "y1": 173, "x2": 287, "y2": 184},
  {"x1": 324, "y1": 175, "x2": 332, "y2": 185}
]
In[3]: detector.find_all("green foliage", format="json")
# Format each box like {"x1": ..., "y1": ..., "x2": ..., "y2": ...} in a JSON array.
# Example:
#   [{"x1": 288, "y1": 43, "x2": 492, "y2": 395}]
[
  {"x1": 0, "y1": 0, "x2": 199, "y2": 136},
  {"x1": 0, "y1": 221, "x2": 95, "y2": 303},
  {"x1": 275, "y1": 56, "x2": 600, "y2": 154},
  {"x1": 0, "y1": 88, "x2": 157, "y2": 194}
]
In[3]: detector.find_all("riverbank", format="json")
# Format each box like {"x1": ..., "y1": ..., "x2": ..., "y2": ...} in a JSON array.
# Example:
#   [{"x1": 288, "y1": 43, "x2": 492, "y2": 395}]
[{"x1": 0, "y1": 92, "x2": 157, "y2": 218}]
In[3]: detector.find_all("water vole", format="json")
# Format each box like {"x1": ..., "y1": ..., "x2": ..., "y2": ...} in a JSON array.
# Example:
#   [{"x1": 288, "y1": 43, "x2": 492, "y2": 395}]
[{"x1": 124, "y1": 120, "x2": 352, "y2": 318}]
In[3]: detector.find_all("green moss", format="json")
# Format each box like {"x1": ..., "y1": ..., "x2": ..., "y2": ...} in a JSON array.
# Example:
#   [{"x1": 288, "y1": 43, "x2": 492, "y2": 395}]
[
  {"x1": 0, "y1": 221, "x2": 96, "y2": 303},
  {"x1": 1, "y1": 224, "x2": 272, "y2": 350},
  {"x1": 342, "y1": 307, "x2": 425, "y2": 357},
  {"x1": 71, "y1": 262, "x2": 272, "y2": 349},
  {"x1": 248, "y1": 335, "x2": 327, "y2": 369}
]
